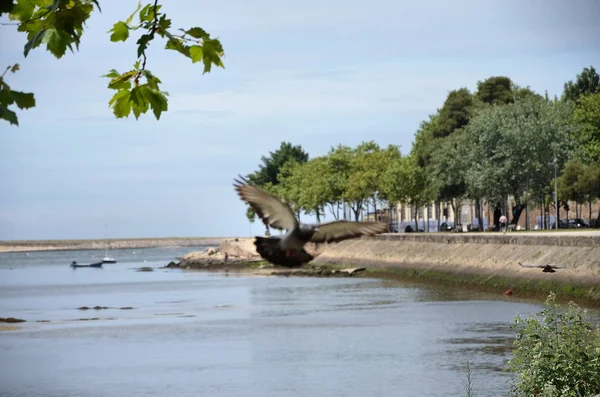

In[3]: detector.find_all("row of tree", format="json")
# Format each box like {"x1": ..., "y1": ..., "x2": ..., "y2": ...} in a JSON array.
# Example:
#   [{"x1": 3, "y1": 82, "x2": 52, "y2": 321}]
[{"x1": 244, "y1": 66, "x2": 600, "y2": 231}]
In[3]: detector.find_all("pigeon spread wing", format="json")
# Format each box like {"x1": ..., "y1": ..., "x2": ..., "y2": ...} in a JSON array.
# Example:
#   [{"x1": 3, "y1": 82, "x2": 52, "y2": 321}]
[
  {"x1": 233, "y1": 176, "x2": 297, "y2": 231},
  {"x1": 309, "y1": 220, "x2": 388, "y2": 244},
  {"x1": 254, "y1": 237, "x2": 314, "y2": 267}
]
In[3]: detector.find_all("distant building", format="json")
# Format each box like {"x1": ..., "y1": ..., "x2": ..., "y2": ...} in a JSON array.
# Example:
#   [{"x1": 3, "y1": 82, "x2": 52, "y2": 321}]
[{"x1": 386, "y1": 198, "x2": 599, "y2": 232}]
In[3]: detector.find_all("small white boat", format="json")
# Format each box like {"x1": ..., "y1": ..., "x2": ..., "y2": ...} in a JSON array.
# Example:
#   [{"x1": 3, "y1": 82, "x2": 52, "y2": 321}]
[{"x1": 102, "y1": 226, "x2": 117, "y2": 264}]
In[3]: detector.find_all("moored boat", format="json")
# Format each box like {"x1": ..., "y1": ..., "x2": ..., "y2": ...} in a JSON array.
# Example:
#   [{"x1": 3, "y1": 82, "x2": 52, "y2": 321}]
[{"x1": 70, "y1": 261, "x2": 103, "y2": 268}]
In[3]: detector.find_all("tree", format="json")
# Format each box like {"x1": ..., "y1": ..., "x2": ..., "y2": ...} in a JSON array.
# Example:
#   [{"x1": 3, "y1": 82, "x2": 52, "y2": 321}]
[
  {"x1": 562, "y1": 65, "x2": 600, "y2": 103},
  {"x1": 573, "y1": 93, "x2": 600, "y2": 163},
  {"x1": 1, "y1": 0, "x2": 225, "y2": 126},
  {"x1": 463, "y1": 96, "x2": 578, "y2": 223},
  {"x1": 434, "y1": 88, "x2": 479, "y2": 138},
  {"x1": 325, "y1": 144, "x2": 354, "y2": 219},
  {"x1": 247, "y1": 142, "x2": 309, "y2": 186},
  {"x1": 475, "y1": 76, "x2": 514, "y2": 106},
  {"x1": 556, "y1": 159, "x2": 586, "y2": 219},
  {"x1": 382, "y1": 154, "x2": 431, "y2": 230},
  {"x1": 411, "y1": 113, "x2": 440, "y2": 168},
  {"x1": 577, "y1": 161, "x2": 600, "y2": 224},
  {"x1": 428, "y1": 130, "x2": 471, "y2": 226},
  {"x1": 512, "y1": 84, "x2": 544, "y2": 102},
  {"x1": 245, "y1": 142, "x2": 309, "y2": 225},
  {"x1": 278, "y1": 157, "x2": 333, "y2": 222}
]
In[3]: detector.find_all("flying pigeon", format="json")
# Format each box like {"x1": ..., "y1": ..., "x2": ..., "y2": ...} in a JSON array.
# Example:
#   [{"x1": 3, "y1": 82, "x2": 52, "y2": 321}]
[
  {"x1": 518, "y1": 262, "x2": 567, "y2": 273},
  {"x1": 233, "y1": 176, "x2": 389, "y2": 267}
]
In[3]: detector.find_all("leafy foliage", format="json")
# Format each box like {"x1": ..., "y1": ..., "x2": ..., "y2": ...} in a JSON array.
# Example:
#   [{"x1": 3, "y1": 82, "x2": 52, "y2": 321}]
[
  {"x1": 0, "y1": 64, "x2": 35, "y2": 125},
  {"x1": 434, "y1": 88, "x2": 479, "y2": 138},
  {"x1": 508, "y1": 293, "x2": 600, "y2": 397},
  {"x1": 462, "y1": 96, "x2": 578, "y2": 204},
  {"x1": 562, "y1": 66, "x2": 600, "y2": 103},
  {"x1": 1, "y1": 0, "x2": 225, "y2": 125},
  {"x1": 244, "y1": 142, "x2": 309, "y2": 223},
  {"x1": 573, "y1": 93, "x2": 600, "y2": 163},
  {"x1": 475, "y1": 76, "x2": 514, "y2": 106}
]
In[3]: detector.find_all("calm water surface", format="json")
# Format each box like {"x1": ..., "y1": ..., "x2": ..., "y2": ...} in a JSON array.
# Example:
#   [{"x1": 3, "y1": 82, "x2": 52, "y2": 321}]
[{"x1": 0, "y1": 247, "x2": 594, "y2": 397}]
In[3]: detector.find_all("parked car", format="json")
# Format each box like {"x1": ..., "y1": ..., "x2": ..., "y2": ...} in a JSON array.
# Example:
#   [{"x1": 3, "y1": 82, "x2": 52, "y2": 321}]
[
  {"x1": 567, "y1": 218, "x2": 590, "y2": 228},
  {"x1": 438, "y1": 221, "x2": 456, "y2": 232},
  {"x1": 550, "y1": 218, "x2": 590, "y2": 229},
  {"x1": 550, "y1": 220, "x2": 569, "y2": 229}
]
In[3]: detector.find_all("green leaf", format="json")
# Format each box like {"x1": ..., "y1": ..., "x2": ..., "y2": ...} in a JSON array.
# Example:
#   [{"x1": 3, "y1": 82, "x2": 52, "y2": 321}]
[
  {"x1": 139, "y1": 3, "x2": 161, "y2": 22},
  {"x1": 136, "y1": 33, "x2": 152, "y2": 58},
  {"x1": 23, "y1": 28, "x2": 47, "y2": 57},
  {"x1": 109, "y1": 21, "x2": 129, "y2": 42},
  {"x1": 42, "y1": 28, "x2": 69, "y2": 58},
  {"x1": 165, "y1": 38, "x2": 190, "y2": 57},
  {"x1": 125, "y1": 0, "x2": 142, "y2": 25},
  {"x1": 11, "y1": 91, "x2": 35, "y2": 109},
  {"x1": 9, "y1": 0, "x2": 34, "y2": 21},
  {"x1": 145, "y1": 89, "x2": 168, "y2": 120},
  {"x1": 189, "y1": 45, "x2": 203, "y2": 63},
  {"x1": 183, "y1": 27, "x2": 208, "y2": 39},
  {"x1": 108, "y1": 89, "x2": 131, "y2": 118},
  {"x1": 129, "y1": 86, "x2": 149, "y2": 119},
  {"x1": 107, "y1": 70, "x2": 136, "y2": 90},
  {"x1": 102, "y1": 69, "x2": 121, "y2": 79},
  {"x1": 45, "y1": 0, "x2": 61, "y2": 13},
  {"x1": 10, "y1": 63, "x2": 20, "y2": 73},
  {"x1": 201, "y1": 38, "x2": 225, "y2": 74},
  {"x1": 0, "y1": 105, "x2": 19, "y2": 126},
  {"x1": 140, "y1": 70, "x2": 162, "y2": 90},
  {"x1": 156, "y1": 14, "x2": 171, "y2": 34}
]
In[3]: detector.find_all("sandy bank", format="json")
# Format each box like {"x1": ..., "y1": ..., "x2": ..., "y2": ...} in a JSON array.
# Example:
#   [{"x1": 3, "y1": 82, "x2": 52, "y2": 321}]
[
  {"x1": 312, "y1": 233, "x2": 600, "y2": 303},
  {"x1": 0, "y1": 237, "x2": 229, "y2": 253}
]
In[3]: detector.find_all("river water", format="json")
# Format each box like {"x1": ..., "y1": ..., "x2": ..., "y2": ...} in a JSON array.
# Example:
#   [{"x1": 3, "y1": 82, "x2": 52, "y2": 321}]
[{"x1": 0, "y1": 247, "x2": 594, "y2": 397}]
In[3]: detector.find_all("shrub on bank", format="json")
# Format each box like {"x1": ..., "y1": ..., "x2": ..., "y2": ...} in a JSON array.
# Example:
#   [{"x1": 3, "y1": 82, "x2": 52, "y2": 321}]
[{"x1": 507, "y1": 292, "x2": 600, "y2": 397}]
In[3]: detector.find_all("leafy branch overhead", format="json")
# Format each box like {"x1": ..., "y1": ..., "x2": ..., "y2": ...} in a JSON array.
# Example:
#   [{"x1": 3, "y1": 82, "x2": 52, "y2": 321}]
[
  {"x1": 0, "y1": 0, "x2": 225, "y2": 126},
  {"x1": 0, "y1": 64, "x2": 36, "y2": 126},
  {"x1": 105, "y1": 1, "x2": 225, "y2": 120}
]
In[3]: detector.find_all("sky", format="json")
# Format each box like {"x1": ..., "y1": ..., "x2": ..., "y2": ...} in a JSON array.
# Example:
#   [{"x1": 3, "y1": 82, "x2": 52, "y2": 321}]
[{"x1": 0, "y1": 0, "x2": 599, "y2": 240}]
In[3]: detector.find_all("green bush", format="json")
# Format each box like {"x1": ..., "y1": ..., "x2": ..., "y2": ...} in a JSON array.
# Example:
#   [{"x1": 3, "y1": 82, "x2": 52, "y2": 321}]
[{"x1": 507, "y1": 292, "x2": 600, "y2": 397}]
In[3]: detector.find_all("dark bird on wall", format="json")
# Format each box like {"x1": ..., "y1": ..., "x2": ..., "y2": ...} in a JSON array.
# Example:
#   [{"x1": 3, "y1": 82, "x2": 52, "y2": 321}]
[
  {"x1": 518, "y1": 262, "x2": 567, "y2": 273},
  {"x1": 233, "y1": 176, "x2": 388, "y2": 267}
]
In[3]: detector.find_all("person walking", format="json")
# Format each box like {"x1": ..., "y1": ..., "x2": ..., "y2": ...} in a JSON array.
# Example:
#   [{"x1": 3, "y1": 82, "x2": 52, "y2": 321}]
[{"x1": 499, "y1": 215, "x2": 508, "y2": 234}]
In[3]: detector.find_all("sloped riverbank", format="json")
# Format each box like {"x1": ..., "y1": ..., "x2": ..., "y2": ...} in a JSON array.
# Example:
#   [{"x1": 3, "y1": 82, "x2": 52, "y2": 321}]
[
  {"x1": 172, "y1": 233, "x2": 600, "y2": 304},
  {"x1": 312, "y1": 233, "x2": 600, "y2": 304}
]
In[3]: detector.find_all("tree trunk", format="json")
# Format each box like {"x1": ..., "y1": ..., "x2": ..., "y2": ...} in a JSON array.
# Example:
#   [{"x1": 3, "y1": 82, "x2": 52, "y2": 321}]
[
  {"x1": 436, "y1": 201, "x2": 440, "y2": 231},
  {"x1": 451, "y1": 200, "x2": 457, "y2": 224},
  {"x1": 316, "y1": 208, "x2": 321, "y2": 223},
  {"x1": 476, "y1": 198, "x2": 483, "y2": 231},
  {"x1": 414, "y1": 204, "x2": 418, "y2": 231},
  {"x1": 373, "y1": 198, "x2": 377, "y2": 222},
  {"x1": 525, "y1": 181, "x2": 530, "y2": 231},
  {"x1": 540, "y1": 198, "x2": 544, "y2": 229}
]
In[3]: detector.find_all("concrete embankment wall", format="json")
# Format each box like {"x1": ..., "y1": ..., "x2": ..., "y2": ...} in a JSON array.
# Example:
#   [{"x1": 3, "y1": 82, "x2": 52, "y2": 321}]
[{"x1": 313, "y1": 233, "x2": 600, "y2": 303}]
